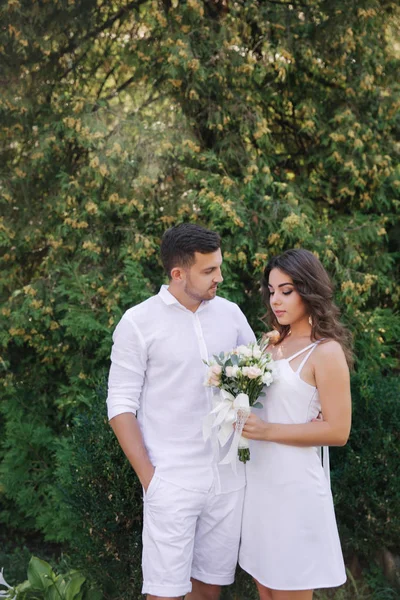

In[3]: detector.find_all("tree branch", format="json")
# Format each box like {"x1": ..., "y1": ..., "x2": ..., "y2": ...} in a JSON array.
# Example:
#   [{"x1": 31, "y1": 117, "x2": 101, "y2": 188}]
[{"x1": 47, "y1": 0, "x2": 147, "y2": 66}]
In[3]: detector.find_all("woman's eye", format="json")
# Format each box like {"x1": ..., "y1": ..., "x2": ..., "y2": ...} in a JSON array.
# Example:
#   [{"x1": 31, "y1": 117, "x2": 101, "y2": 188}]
[{"x1": 282, "y1": 291, "x2": 292, "y2": 296}]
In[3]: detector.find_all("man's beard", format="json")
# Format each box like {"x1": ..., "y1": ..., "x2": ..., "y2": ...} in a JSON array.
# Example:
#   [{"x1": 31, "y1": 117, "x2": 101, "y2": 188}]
[{"x1": 184, "y1": 280, "x2": 217, "y2": 303}]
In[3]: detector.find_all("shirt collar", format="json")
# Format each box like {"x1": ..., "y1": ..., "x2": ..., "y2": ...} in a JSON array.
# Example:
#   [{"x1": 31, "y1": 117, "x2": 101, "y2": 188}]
[
  {"x1": 158, "y1": 284, "x2": 179, "y2": 306},
  {"x1": 158, "y1": 285, "x2": 209, "y2": 313}
]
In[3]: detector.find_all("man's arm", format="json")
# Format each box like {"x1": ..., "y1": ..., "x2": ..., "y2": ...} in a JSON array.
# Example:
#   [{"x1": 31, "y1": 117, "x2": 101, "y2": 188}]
[
  {"x1": 107, "y1": 315, "x2": 155, "y2": 490},
  {"x1": 109, "y1": 412, "x2": 154, "y2": 490},
  {"x1": 236, "y1": 304, "x2": 256, "y2": 345}
]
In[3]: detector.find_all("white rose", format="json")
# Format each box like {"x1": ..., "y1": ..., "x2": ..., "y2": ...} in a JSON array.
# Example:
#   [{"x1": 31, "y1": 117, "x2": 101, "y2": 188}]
[
  {"x1": 236, "y1": 344, "x2": 253, "y2": 358},
  {"x1": 262, "y1": 371, "x2": 273, "y2": 386},
  {"x1": 252, "y1": 346, "x2": 262, "y2": 359},
  {"x1": 242, "y1": 366, "x2": 263, "y2": 379},
  {"x1": 226, "y1": 365, "x2": 239, "y2": 378}
]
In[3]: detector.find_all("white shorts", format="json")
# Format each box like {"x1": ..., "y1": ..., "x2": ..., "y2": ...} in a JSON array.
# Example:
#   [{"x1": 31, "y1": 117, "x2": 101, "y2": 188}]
[{"x1": 141, "y1": 475, "x2": 245, "y2": 597}]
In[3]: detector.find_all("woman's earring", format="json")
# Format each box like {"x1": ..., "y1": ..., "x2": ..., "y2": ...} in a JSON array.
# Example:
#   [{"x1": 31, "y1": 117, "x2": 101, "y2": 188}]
[{"x1": 308, "y1": 315, "x2": 313, "y2": 326}]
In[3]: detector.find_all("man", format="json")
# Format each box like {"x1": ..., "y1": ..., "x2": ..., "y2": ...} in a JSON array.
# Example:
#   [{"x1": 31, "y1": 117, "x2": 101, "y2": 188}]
[{"x1": 107, "y1": 223, "x2": 255, "y2": 600}]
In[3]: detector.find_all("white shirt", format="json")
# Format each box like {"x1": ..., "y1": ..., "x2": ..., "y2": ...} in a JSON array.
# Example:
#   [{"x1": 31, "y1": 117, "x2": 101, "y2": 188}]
[{"x1": 107, "y1": 285, "x2": 255, "y2": 494}]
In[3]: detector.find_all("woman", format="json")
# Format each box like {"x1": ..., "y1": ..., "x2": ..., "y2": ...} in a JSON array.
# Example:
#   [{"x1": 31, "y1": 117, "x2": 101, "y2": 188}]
[{"x1": 239, "y1": 249, "x2": 352, "y2": 600}]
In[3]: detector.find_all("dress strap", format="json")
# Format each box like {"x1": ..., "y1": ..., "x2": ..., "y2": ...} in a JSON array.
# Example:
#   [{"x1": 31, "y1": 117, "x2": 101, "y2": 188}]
[
  {"x1": 294, "y1": 339, "x2": 326, "y2": 374},
  {"x1": 294, "y1": 343, "x2": 319, "y2": 374},
  {"x1": 286, "y1": 342, "x2": 316, "y2": 363}
]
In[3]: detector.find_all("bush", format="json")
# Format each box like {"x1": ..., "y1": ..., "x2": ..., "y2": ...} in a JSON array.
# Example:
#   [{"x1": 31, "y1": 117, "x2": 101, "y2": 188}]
[
  {"x1": 331, "y1": 375, "x2": 400, "y2": 559},
  {"x1": 54, "y1": 382, "x2": 143, "y2": 599}
]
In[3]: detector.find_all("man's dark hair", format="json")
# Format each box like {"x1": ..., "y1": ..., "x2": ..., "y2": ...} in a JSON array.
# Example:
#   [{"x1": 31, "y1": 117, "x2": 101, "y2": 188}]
[{"x1": 161, "y1": 223, "x2": 221, "y2": 278}]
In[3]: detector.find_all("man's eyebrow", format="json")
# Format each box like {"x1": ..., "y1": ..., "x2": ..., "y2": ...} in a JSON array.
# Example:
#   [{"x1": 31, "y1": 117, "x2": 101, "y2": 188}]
[{"x1": 268, "y1": 282, "x2": 294, "y2": 288}]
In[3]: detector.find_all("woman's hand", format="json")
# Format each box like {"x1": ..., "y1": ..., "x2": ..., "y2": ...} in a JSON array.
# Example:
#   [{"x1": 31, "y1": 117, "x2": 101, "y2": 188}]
[{"x1": 241, "y1": 412, "x2": 269, "y2": 441}]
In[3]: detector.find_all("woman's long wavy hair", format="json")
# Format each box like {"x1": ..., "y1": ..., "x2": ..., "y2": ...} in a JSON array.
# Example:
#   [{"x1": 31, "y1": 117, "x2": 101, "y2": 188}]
[{"x1": 261, "y1": 249, "x2": 354, "y2": 368}]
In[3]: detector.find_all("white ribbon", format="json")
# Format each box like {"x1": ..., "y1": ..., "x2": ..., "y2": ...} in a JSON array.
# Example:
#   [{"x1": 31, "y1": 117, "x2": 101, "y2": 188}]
[{"x1": 203, "y1": 390, "x2": 251, "y2": 473}]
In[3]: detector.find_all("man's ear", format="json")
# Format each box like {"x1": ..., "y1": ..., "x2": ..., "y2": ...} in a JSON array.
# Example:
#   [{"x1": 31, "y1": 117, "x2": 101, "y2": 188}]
[{"x1": 170, "y1": 266, "x2": 185, "y2": 282}]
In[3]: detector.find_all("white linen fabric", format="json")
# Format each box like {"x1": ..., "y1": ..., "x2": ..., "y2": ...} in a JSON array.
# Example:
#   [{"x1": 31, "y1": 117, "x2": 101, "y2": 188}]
[
  {"x1": 142, "y1": 476, "x2": 244, "y2": 596},
  {"x1": 239, "y1": 342, "x2": 347, "y2": 591},
  {"x1": 107, "y1": 285, "x2": 255, "y2": 494}
]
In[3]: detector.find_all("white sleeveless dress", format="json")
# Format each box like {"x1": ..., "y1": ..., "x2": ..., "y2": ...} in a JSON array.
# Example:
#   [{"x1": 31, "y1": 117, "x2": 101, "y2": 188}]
[{"x1": 239, "y1": 342, "x2": 346, "y2": 591}]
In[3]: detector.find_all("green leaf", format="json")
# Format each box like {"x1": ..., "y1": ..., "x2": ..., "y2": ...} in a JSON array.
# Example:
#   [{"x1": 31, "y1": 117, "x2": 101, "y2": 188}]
[
  {"x1": 15, "y1": 580, "x2": 32, "y2": 593},
  {"x1": 252, "y1": 401, "x2": 264, "y2": 409},
  {"x1": 64, "y1": 574, "x2": 86, "y2": 600},
  {"x1": 45, "y1": 581, "x2": 64, "y2": 600},
  {"x1": 27, "y1": 557, "x2": 54, "y2": 591},
  {"x1": 230, "y1": 354, "x2": 239, "y2": 366}
]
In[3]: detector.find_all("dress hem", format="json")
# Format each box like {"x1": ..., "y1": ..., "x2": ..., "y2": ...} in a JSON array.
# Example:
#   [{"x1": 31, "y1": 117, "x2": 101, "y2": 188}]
[{"x1": 238, "y1": 559, "x2": 347, "y2": 591}]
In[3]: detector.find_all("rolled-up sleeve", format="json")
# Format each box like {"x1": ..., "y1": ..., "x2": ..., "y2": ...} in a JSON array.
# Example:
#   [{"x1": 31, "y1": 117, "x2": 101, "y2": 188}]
[{"x1": 106, "y1": 314, "x2": 147, "y2": 421}]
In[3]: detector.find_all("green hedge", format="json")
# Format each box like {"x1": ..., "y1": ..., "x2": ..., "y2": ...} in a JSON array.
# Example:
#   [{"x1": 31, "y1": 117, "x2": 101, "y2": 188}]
[{"x1": 332, "y1": 375, "x2": 400, "y2": 559}]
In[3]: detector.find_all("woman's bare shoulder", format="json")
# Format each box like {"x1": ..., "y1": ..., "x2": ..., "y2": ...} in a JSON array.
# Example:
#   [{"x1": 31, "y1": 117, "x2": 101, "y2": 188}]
[{"x1": 314, "y1": 339, "x2": 347, "y2": 366}]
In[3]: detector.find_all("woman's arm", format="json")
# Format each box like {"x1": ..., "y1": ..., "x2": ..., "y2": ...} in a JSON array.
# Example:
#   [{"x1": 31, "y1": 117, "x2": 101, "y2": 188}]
[{"x1": 241, "y1": 340, "x2": 352, "y2": 447}]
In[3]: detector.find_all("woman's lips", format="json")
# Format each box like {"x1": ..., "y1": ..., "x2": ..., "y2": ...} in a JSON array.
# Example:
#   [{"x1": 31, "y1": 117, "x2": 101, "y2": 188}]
[{"x1": 274, "y1": 310, "x2": 286, "y2": 317}]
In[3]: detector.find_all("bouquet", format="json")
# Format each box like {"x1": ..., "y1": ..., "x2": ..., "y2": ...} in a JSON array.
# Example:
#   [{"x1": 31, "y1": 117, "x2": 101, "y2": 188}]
[{"x1": 203, "y1": 341, "x2": 274, "y2": 465}]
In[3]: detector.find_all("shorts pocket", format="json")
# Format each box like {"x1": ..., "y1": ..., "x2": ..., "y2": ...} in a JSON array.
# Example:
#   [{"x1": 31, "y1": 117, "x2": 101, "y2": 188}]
[{"x1": 144, "y1": 471, "x2": 160, "y2": 502}]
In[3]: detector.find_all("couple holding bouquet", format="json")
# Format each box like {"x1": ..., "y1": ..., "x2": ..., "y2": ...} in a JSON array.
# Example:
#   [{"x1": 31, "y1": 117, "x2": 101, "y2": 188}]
[{"x1": 106, "y1": 223, "x2": 352, "y2": 600}]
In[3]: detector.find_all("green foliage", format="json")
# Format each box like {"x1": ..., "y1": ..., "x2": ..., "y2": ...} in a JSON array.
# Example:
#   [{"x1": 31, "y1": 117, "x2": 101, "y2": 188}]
[
  {"x1": 314, "y1": 567, "x2": 397, "y2": 600},
  {"x1": 0, "y1": 0, "x2": 399, "y2": 595},
  {"x1": 0, "y1": 557, "x2": 101, "y2": 600},
  {"x1": 53, "y1": 384, "x2": 143, "y2": 598},
  {"x1": 332, "y1": 375, "x2": 400, "y2": 558}
]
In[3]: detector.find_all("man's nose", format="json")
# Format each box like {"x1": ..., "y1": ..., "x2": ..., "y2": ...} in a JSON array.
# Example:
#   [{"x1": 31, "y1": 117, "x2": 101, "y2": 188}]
[{"x1": 214, "y1": 269, "x2": 223, "y2": 283}]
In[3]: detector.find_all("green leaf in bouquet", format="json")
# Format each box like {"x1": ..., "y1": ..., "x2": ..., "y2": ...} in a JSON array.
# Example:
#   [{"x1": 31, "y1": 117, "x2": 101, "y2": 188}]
[
  {"x1": 27, "y1": 557, "x2": 54, "y2": 591},
  {"x1": 230, "y1": 354, "x2": 239, "y2": 366},
  {"x1": 252, "y1": 402, "x2": 264, "y2": 409}
]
